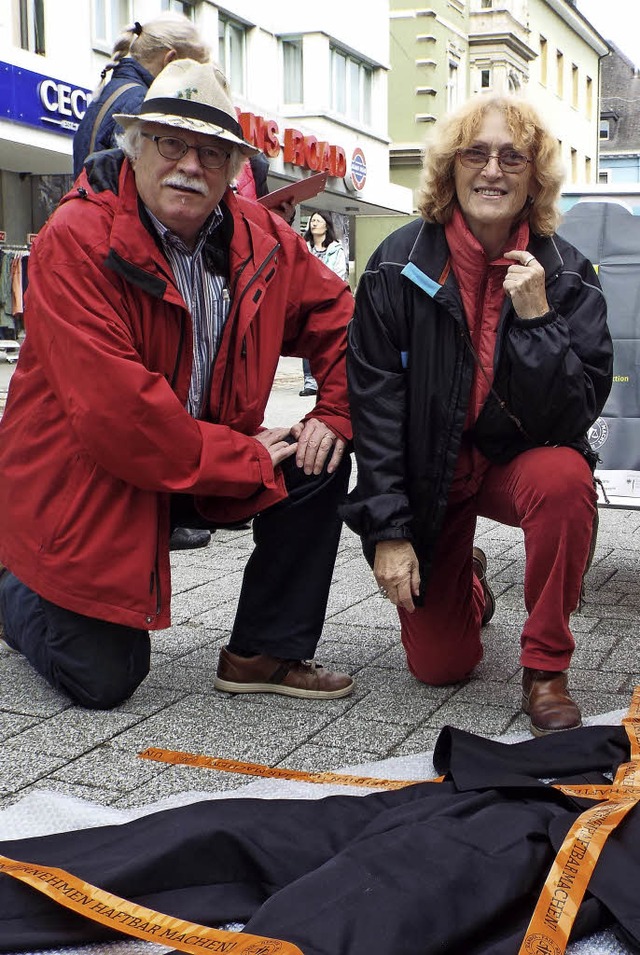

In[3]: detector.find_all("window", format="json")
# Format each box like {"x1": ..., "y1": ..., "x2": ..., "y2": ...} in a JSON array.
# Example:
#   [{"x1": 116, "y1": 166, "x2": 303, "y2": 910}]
[
  {"x1": 282, "y1": 38, "x2": 303, "y2": 103},
  {"x1": 586, "y1": 76, "x2": 593, "y2": 119},
  {"x1": 332, "y1": 49, "x2": 346, "y2": 114},
  {"x1": 539, "y1": 36, "x2": 547, "y2": 86},
  {"x1": 600, "y1": 119, "x2": 610, "y2": 141},
  {"x1": 480, "y1": 68, "x2": 491, "y2": 89},
  {"x1": 556, "y1": 50, "x2": 564, "y2": 97},
  {"x1": 585, "y1": 157, "x2": 592, "y2": 181},
  {"x1": 570, "y1": 147, "x2": 577, "y2": 182},
  {"x1": 481, "y1": 0, "x2": 493, "y2": 7},
  {"x1": 93, "y1": 0, "x2": 130, "y2": 49},
  {"x1": 572, "y1": 64, "x2": 578, "y2": 108},
  {"x1": 19, "y1": 0, "x2": 46, "y2": 54},
  {"x1": 598, "y1": 170, "x2": 610, "y2": 184},
  {"x1": 218, "y1": 13, "x2": 246, "y2": 95},
  {"x1": 330, "y1": 47, "x2": 372, "y2": 125},
  {"x1": 448, "y1": 60, "x2": 459, "y2": 110},
  {"x1": 162, "y1": 0, "x2": 194, "y2": 16}
]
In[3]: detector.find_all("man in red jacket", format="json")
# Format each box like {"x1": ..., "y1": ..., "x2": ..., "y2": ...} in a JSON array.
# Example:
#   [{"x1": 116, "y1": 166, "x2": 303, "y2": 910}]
[{"x1": 0, "y1": 59, "x2": 354, "y2": 708}]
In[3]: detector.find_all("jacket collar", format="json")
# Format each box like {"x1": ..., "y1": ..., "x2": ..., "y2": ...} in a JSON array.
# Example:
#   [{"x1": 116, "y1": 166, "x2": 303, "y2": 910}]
[
  {"x1": 69, "y1": 151, "x2": 281, "y2": 303},
  {"x1": 402, "y1": 215, "x2": 564, "y2": 302},
  {"x1": 108, "y1": 57, "x2": 154, "y2": 88}
]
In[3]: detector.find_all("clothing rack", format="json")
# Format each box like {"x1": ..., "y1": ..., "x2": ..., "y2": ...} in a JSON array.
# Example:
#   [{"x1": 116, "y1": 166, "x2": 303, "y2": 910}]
[{"x1": 0, "y1": 240, "x2": 30, "y2": 347}]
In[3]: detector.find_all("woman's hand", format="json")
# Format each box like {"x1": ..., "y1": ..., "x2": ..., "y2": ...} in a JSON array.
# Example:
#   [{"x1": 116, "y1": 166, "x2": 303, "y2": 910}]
[
  {"x1": 374, "y1": 539, "x2": 421, "y2": 612},
  {"x1": 503, "y1": 251, "x2": 550, "y2": 320}
]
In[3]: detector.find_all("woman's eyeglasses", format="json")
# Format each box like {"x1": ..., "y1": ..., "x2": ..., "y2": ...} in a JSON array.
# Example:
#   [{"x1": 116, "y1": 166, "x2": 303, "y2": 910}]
[
  {"x1": 457, "y1": 147, "x2": 532, "y2": 174},
  {"x1": 141, "y1": 133, "x2": 230, "y2": 169}
]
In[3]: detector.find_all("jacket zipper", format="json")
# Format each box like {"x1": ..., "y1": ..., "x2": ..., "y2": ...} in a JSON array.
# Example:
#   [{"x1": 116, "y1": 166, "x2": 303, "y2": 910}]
[
  {"x1": 213, "y1": 242, "x2": 280, "y2": 420},
  {"x1": 170, "y1": 309, "x2": 187, "y2": 390}
]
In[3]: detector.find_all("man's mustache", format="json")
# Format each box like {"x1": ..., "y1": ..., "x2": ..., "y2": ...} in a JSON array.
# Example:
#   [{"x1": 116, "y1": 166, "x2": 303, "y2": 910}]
[{"x1": 162, "y1": 174, "x2": 209, "y2": 196}]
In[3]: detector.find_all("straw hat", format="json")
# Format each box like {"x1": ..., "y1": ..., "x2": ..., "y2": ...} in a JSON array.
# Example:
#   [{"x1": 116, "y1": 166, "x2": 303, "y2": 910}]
[{"x1": 114, "y1": 58, "x2": 258, "y2": 157}]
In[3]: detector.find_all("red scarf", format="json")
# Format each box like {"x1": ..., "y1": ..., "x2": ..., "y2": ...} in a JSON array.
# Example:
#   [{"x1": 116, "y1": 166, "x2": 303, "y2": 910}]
[{"x1": 444, "y1": 206, "x2": 530, "y2": 498}]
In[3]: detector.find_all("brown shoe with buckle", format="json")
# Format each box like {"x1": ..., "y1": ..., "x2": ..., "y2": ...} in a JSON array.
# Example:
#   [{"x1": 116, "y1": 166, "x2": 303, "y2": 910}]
[
  {"x1": 521, "y1": 667, "x2": 582, "y2": 737},
  {"x1": 472, "y1": 547, "x2": 495, "y2": 626},
  {"x1": 214, "y1": 646, "x2": 354, "y2": 699}
]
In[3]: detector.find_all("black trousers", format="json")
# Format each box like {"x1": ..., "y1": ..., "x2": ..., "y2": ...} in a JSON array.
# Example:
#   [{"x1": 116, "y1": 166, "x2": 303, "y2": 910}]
[
  {"x1": 0, "y1": 574, "x2": 151, "y2": 710},
  {"x1": 0, "y1": 453, "x2": 351, "y2": 709}
]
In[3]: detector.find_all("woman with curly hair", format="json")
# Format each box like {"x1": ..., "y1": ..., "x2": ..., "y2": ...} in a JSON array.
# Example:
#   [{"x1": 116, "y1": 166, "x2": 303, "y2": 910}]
[{"x1": 344, "y1": 94, "x2": 613, "y2": 736}]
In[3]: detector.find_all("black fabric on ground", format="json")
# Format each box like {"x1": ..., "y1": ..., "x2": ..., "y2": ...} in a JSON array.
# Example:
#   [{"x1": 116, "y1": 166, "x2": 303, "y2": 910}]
[
  {"x1": 0, "y1": 725, "x2": 637, "y2": 955},
  {"x1": 433, "y1": 724, "x2": 630, "y2": 790}
]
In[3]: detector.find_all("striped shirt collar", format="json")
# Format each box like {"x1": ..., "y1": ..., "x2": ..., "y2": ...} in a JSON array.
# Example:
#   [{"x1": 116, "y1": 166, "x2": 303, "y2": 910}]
[
  {"x1": 144, "y1": 204, "x2": 228, "y2": 420},
  {"x1": 144, "y1": 205, "x2": 224, "y2": 254}
]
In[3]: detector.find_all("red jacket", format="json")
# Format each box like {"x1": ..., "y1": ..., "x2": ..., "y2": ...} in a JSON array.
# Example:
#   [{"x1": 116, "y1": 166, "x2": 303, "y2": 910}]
[{"x1": 0, "y1": 153, "x2": 353, "y2": 630}]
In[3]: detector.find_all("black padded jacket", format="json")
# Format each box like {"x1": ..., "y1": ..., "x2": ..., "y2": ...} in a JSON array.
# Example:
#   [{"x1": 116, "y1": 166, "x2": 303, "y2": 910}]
[{"x1": 342, "y1": 218, "x2": 613, "y2": 594}]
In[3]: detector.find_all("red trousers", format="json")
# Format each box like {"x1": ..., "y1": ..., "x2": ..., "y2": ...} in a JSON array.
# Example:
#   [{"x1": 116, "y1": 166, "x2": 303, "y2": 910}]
[{"x1": 399, "y1": 447, "x2": 597, "y2": 685}]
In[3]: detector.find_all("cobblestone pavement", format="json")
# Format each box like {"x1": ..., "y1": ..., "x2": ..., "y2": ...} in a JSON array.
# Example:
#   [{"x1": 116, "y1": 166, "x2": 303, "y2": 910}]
[{"x1": 0, "y1": 357, "x2": 638, "y2": 810}]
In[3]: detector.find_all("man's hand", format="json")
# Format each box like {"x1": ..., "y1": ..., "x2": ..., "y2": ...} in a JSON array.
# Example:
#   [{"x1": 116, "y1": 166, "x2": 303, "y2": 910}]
[
  {"x1": 253, "y1": 427, "x2": 298, "y2": 467},
  {"x1": 374, "y1": 539, "x2": 421, "y2": 613},
  {"x1": 290, "y1": 417, "x2": 346, "y2": 475}
]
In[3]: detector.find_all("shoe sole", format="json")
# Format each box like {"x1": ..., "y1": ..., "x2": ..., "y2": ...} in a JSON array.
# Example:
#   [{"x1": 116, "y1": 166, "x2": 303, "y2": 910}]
[
  {"x1": 170, "y1": 540, "x2": 211, "y2": 551},
  {"x1": 527, "y1": 719, "x2": 583, "y2": 738},
  {"x1": 522, "y1": 697, "x2": 582, "y2": 737},
  {"x1": 213, "y1": 676, "x2": 354, "y2": 699}
]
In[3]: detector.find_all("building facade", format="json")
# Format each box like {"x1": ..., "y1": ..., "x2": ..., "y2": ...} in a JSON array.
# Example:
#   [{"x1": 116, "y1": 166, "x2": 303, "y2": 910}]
[
  {"x1": 599, "y1": 43, "x2": 640, "y2": 184},
  {"x1": 388, "y1": 0, "x2": 608, "y2": 207},
  {"x1": 0, "y1": 0, "x2": 412, "y2": 247}
]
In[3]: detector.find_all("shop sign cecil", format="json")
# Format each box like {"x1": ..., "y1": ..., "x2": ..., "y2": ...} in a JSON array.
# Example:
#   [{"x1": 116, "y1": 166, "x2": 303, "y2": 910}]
[
  {"x1": 238, "y1": 110, "x2": 365, "y2": 186},
  {"x1": 0, "y1": 61, "x2": 91, "y2": 136}
]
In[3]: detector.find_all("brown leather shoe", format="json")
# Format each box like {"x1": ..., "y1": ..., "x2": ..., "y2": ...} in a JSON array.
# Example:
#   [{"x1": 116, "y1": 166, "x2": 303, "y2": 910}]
[
  {"x1": 521, "y1": 667, "x2": 582, "y2": 737},
  {"x1": 472, "y1": 547, "x2": 495, "y2": 626},
  {"x1": 214, "y1": 646, "x2": 354, "y2": 699}
]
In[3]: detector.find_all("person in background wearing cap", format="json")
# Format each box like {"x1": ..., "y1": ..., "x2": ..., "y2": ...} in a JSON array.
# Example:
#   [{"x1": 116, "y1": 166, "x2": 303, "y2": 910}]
[
  {"x1": 343, "y1": 95, "x2": 613, "y2": 736},
  {"x1": 0, "y1": 59, "x2": 354, "y2": 709}
]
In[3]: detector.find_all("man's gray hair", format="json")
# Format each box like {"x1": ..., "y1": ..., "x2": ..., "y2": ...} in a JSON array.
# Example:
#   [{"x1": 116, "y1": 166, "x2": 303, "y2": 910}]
[
  {"x1": 116, "y1": 120, "x2": 246, "y2": 183},
  {"x1": 117, "y1": 123, "x2": 144, "y2": 162}
]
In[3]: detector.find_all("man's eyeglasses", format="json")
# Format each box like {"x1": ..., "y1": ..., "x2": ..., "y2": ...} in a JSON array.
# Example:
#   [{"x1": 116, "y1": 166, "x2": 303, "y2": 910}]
[
  {"x1": 141, "y1": 133, "x2": 230, "y2": 169},
  {"x1": 457, "y1": 147, "x2": 532, "y2": 174}
]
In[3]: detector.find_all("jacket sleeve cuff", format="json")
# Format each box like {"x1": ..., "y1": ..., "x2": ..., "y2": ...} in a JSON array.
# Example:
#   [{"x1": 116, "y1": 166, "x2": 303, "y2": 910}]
[{"x1": 512, "y1": 308, "x2": 555, "y2": 329}]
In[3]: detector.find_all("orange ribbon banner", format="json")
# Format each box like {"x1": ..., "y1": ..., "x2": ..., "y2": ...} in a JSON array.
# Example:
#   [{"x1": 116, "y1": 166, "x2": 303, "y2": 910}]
[
  {"x1": 138, "y1": 746, "x2": 431, "y2": 790},
  {"x1": 0, "y1": 854, "x2": 302, "y2": 955},
  {"x1": 518, "y1": 687, "x2": 640, "y2": 955},
  {"x1": 139, "y1": 690, "x2": 640, "y2": 955},
  {"x1": 137, "y1": 747, "x2": 626, "y2": 800}
]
